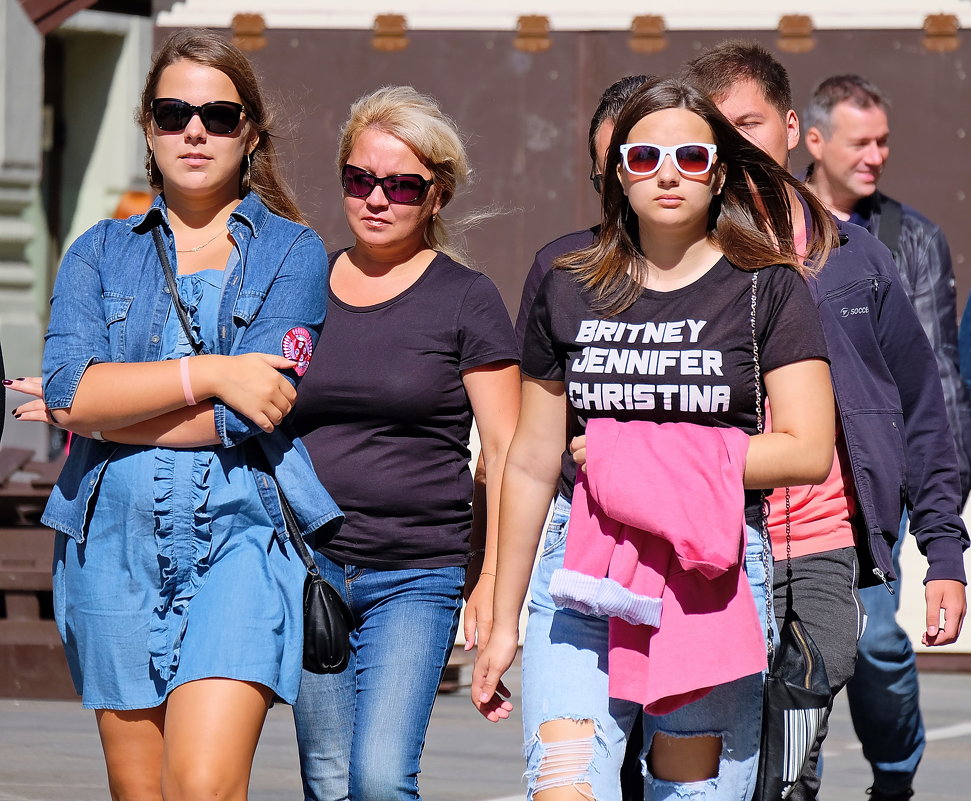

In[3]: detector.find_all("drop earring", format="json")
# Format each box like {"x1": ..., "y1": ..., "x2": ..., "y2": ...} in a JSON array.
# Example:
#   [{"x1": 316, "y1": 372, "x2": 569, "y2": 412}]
[{"x1": 241, "y1": 153, "x2": 252, "y2": 192}]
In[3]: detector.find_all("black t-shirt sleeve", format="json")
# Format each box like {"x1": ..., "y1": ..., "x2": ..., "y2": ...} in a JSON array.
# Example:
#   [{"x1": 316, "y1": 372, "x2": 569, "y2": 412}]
[
  {"x1": 756, "y1": 265, "x2": 829, "y2": 373},
  {"x1": 521, "y1": 269, "x2": 564, "y2": 381},
  {"x1": 457, "y1": 273, "x2": 520, "y2": 369},
  {"x1": 515, "y1": 256, "x2": 548, "y2": 351}
]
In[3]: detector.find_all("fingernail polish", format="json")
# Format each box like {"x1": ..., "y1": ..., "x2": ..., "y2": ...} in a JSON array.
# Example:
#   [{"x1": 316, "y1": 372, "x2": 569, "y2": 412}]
[
  {"x1": 2, "y1": 379, "x2": 11, "y2": 386},
  {"x1": 14, "y1": 378, "x2": 24, "y2": 382}
]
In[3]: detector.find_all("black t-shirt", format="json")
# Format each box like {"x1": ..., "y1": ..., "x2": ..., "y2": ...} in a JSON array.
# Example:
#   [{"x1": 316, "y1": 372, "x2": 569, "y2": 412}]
[
  {"x1": 292, "y1": 251, "x2": 519, "y2": 569},
  {"x1": 522, "y1": 257, "x2": 828, "y2": 510},
  {"x1": 514, "y1": 227, "x2": 599, "y2": 348}
]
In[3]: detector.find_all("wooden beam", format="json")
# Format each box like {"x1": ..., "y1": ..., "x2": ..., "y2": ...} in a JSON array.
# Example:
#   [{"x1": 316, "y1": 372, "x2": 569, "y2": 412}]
[{"x1": 18, "y1": 0, "x2": 99, "y2": 35}]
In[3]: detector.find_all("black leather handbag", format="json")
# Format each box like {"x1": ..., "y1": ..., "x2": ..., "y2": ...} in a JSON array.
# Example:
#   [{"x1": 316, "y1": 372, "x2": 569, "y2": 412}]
[
  {"x1": 153, "y1": 225, "x2": 353, "y2": 675},
  {"x1": 278, "y1": 491, "x2": 353, "y2": 674},
  {"x1": 752, "y1": 583, "x2": 830, "y2": 801}
]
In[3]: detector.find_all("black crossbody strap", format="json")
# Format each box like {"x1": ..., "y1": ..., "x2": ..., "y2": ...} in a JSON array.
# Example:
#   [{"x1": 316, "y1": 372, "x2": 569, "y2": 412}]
[
  {"x1": 151, "y1": 225, "x2": 205, "y2": 356},
  {"x1": 279, "y1": 488, "x2": 319, "y2": 575}
]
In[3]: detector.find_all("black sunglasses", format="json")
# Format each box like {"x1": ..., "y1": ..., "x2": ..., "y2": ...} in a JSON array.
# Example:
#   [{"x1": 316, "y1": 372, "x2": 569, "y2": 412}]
[
  {"x1": 151, "y1": 98, "x2": 245, "y2": 135},
  {"x1": 590, "y1": 173, "x2": 604, "y2": 195},
  {"x1": 341, "y1": 164, "x2": 434, "y2": 204}
]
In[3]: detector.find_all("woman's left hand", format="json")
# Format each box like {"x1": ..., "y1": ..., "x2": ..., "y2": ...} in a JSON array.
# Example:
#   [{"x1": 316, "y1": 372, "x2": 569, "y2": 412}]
[
  {"x1": 6, "y1": 377, "x2": 59, "y2": 425},
  {"x1": 569, "y1": 434, "x2": 587, "y2": 471},
  {"x1": 463, "y1": 572, "x2": 496, "y2": 651}
]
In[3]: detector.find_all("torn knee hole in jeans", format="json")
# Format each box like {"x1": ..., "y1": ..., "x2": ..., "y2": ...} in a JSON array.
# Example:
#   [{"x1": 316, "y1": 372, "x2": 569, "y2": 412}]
[
  {"x1": 526, "y1": 719, "x2": 601, "y2": 799},
  {"x1": 646, "y1": 730, "x2": 725, "y2": 785}
]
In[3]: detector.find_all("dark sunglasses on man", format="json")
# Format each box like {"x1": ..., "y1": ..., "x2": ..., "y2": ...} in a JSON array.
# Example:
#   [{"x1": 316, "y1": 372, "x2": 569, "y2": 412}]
[{"x1": 151, "y1": 98, "x2": 246, "y2": 135}]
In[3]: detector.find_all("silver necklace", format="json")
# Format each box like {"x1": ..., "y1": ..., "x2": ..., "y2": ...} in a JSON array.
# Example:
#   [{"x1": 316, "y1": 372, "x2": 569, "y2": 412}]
[{"x1": 176, "y1": 229, "x2": 224, "y2": 253}]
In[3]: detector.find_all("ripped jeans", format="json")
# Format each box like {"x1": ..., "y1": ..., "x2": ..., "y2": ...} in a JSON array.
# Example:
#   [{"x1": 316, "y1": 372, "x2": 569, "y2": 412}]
[{"x1": 521, "y1": 494, "x2": 768, "y2": 801}]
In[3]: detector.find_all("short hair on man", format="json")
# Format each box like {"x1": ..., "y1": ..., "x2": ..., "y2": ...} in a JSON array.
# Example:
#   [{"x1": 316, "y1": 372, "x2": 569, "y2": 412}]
[
  {"x1": 681, "y1": 40, "x2": 792, "y2": 115},
  {"x1": 803, "y1": 74, "x2": 892, "y2": 137},
  {"x1": 587, "y1": 75, "x2": 649, "y2": 165}
]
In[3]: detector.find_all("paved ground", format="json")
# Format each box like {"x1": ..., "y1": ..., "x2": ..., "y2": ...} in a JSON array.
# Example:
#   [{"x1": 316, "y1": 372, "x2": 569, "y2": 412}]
[{"x1": 1, "y1": 658, "x2": 969, "y2": 800}]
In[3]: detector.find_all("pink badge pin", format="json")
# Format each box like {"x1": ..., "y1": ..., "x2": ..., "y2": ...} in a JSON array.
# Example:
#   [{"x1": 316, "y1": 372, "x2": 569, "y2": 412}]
[{"x1": 282, "y1": 326, "x2": 313, "y2": 376}]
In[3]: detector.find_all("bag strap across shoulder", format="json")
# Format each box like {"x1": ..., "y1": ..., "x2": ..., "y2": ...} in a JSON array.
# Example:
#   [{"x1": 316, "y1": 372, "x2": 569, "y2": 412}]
[
  {"x1": 751, "y1": 272, "x2": 776, "y2": 658},
  {"x1": 875, "y1": 193, "x2": 903, "y2": 261},
  {"x1": 151, "y1": 225, "x2": 206, "y2": 356}
]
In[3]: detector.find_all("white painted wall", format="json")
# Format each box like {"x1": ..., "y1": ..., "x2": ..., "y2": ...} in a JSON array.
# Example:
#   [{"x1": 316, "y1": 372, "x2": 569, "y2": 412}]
[
  {"x1": 57, "y1": 12, "x2": 153, "y2": 252},
  {"x1": 158, "y1": 1, "x2": 971, "y2": 30}
]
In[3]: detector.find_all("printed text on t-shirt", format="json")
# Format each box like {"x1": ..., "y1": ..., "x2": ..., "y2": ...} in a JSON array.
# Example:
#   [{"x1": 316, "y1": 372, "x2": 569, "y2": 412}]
[{"x1": 568, "y1": 317, "x2": 731, "y2": 413}]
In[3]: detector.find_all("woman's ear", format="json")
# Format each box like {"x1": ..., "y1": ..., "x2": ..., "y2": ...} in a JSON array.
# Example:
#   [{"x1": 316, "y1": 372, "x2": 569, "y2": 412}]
[
  {"x1": 713, "y1": 165, "x2": 727, "y2": 196},
  {"x1": 616, "y1": 163, "x2": 628, "y2": 196}
]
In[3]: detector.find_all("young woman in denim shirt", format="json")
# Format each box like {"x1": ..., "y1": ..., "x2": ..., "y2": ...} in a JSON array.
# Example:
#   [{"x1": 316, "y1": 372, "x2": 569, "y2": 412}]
[
  {"x1": 288, "y1": 86, "x2": 520, "y2": 801},
  {"x1": 9, "y1": 31, "x2": 339, "y2": 801},
  {"x1": 472, "y1": 78, "x2": 838, "y2": 801}
]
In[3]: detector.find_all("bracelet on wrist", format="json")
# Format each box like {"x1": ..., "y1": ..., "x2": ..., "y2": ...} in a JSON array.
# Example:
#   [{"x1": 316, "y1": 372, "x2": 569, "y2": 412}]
[{"x1": 180, "y1": 355, "x2": 198, "y2": 406}]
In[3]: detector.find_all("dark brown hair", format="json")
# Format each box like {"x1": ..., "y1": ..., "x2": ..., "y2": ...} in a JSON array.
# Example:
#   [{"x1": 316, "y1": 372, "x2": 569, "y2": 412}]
[
  {"x1": 682, "y1": 40, "x2": 793, "y2": 117},
  {"x1": 138, "y1": 29, "x2": 304, "y2": 223},
  {"x1": 587, "y1": 75, "x2": 650, "y2": 167},
  {"x1": 556, "y1": 77, "x2": 837, "y2": 316}
]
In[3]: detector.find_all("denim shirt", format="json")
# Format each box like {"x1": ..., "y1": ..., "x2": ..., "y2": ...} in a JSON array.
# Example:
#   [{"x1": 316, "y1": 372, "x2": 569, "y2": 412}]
[{"x1": 42, "y1": 192, "x2": 343, "y2": 545}]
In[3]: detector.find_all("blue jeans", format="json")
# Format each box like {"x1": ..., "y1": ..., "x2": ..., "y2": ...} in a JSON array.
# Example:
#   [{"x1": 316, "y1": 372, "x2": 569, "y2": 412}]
[
  {"x1": 292, "y1": 554, "x2": 464, "y2": 801},
  {"x1": 846, "y1": 516, "x2": 924, "y2": 793},
  {"x1": 521, "y1": 495, "x2": 768, "y2": 801}
]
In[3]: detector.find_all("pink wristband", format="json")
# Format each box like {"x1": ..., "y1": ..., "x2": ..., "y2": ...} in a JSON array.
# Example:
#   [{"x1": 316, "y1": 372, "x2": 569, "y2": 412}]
[{"x1": 180, "y1": 356, "x2": 197, "y2": 406}]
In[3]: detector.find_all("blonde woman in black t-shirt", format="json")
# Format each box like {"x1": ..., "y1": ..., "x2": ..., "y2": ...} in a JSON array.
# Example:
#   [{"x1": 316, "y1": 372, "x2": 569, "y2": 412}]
[
  {"x1": 290, "y1": 86, "x2": 520, "y2": 801},
  {"x1": 472, "y1": 78, "x2": 838, "y2": 801}
]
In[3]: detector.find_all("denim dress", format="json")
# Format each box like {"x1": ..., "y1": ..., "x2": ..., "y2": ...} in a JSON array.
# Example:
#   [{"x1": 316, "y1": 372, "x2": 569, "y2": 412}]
[{"x1": 52, "y1": 266, "x2": 307, "y2": 710}]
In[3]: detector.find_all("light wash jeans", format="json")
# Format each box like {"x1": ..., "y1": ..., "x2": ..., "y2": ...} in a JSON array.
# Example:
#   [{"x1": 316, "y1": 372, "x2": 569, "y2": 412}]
[
  {"x1": 292, "y1": 553, "x2": 464, "y2": 801},
  {"x1": 847, "y1": 514, "x2": 924, "y2": 794},
  {"x1": 522, "y1": 495, "x2": 769, "y2": 801}
]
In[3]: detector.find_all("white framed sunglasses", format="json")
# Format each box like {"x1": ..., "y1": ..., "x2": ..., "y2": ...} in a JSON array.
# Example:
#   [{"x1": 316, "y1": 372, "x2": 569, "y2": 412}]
[{"x1": 619, "y1": 143, "x2": 717, "y2": 176}]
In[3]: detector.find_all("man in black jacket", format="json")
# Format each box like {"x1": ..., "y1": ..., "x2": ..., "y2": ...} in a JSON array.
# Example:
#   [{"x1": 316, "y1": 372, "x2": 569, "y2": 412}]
[
  {"x1": 803, "y1": 74, "x2": 971, "y2": 498},
  {"x1": 802, "y1": 74, "x2": 970, "y2": 801}
]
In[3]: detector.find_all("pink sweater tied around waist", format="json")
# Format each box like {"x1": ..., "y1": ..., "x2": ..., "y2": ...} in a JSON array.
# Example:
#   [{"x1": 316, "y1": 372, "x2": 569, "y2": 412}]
[{"x1": 549, "y1": 418, "x2": 767, "y2": 713}]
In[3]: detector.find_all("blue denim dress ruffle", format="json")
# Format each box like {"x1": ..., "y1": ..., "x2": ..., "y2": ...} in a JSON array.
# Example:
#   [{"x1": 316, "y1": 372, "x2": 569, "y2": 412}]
[{"x1": 53, "y1": 268, "x2": 306, "y2": 710}]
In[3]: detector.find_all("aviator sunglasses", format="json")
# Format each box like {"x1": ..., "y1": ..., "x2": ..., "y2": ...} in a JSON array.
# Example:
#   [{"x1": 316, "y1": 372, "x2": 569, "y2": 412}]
[
  {"x1": 151, "y1": 98, "x2": 245, "y2": 134},
  {"x1": 341, "y1": 164, "x2": 434, "y2": 204},
  {"x1": 619, "y1": 143, "x2": 717, "y2": 176}
]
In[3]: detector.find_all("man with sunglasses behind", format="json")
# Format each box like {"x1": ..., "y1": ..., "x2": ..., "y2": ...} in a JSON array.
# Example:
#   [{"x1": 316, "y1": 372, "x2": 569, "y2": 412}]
[
  {"x1": 802, "y1": 74, "x2": 971, "y2": 801},
  {"x1": 513, "y1": 74, "x2": 650, "y2": 344},
  {"x1": 684, "y1": 42, "x2": 967, "y2": 801}
]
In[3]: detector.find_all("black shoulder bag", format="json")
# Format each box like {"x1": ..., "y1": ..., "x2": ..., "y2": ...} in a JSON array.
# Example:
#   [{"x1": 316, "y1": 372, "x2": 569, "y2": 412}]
[
  {"x1": 152, "y1": 226, "x2": 352, "y2": 674},
  {"x1": 749, "y1": 271, "x2": 831, "y2": 801}
]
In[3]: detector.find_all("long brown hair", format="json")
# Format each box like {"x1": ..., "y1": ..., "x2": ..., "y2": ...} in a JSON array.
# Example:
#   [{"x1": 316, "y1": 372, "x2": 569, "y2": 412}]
[
  {"x1": 137, "y1": 29, "x2": 305, "y2": 224},
  {"x1": 557, "y1": 77, "x2": 837, "y2": 316}
]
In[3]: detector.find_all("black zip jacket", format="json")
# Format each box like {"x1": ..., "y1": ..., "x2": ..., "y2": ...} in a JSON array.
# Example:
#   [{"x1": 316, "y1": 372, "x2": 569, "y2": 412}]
[
  {"x1": 811, "y1": 219, "x2": 967, "y2": 587},
  {"x1": 851, "y1": 191, "x2": 971, "y2": 503}
]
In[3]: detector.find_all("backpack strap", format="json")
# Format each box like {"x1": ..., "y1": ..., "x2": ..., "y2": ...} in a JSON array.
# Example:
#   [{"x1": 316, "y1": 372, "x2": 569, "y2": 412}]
[{"x1": 874, "y1": 193, "x2": 903, "y2": 261}]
